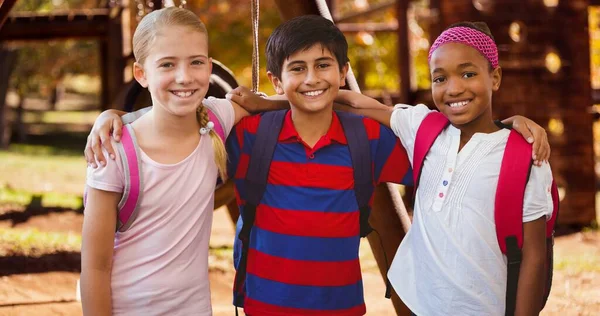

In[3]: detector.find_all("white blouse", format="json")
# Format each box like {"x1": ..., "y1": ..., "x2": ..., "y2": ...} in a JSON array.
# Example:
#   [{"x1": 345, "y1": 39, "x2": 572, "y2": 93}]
[{"x1": 387, "y1": 104, "x2": 554, "y2": 316}]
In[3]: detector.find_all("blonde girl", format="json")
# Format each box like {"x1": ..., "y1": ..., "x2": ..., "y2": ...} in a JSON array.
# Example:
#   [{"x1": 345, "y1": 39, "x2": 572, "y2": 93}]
[{"x1": 81, "y1": 7, "x2": 248, "y2": 315}]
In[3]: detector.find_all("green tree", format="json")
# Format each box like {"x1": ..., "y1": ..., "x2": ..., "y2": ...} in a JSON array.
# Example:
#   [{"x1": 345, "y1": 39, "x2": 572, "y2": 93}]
[{"x1": 9, "y1": 0, "x2": 101, "y2": 104}]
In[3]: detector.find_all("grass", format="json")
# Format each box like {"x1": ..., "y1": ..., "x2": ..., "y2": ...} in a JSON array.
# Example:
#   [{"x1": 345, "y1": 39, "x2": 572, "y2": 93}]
[
  {"x1": 0, "y1": 185, "x2": 82, "y2": 210},
  {"x1": 20, "y1": 110, "x2": 100, "y2": 125},
  {"x1": 554, "y1": 253, "x2": 600, "y2": 273},
  {"x1": 582, "y1": 220, "x2": 599, "y2": 232},
  {"x1": 0, "y1": 227, "x2": 81, "y2": 256},
  {"x1": 0, "y1": 142, "x2": 87, "y2": 196}
]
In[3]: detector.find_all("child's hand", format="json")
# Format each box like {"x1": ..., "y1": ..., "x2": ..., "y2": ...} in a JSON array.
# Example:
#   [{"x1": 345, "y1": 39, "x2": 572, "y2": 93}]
[
  {"x1": 227, "y1": 86, "x2": 269, "y2": 112},
  {"x1": 84, "y1": 110, "x2": 123, "y2": 168},
  {"x1": 501, "y1": 116, "x2": 550, "y2": 166}
]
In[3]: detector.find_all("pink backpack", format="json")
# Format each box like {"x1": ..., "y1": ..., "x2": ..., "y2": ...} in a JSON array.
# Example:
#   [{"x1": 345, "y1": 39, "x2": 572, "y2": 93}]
[
  {"x1": 84, "y1": 108, "x2": 225, "y2": 231},
  {"x1": 412, "y1": 111, "x2": 559, "y2": 316}
]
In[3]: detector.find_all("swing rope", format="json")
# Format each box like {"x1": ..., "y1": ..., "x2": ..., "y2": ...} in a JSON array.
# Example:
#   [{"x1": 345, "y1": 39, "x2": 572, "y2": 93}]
[
  {"x1": 251, "y1": 0, "x2": 260, "y2": 93},
  {"x1": 315, "y1": 0, "x2": 413, "y2": 233}
]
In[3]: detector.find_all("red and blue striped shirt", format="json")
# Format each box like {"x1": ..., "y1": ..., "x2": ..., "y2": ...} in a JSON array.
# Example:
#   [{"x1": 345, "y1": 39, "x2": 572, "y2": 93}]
[{"x1": 227, "y1": 110, "x2": 411, "y2": 316}]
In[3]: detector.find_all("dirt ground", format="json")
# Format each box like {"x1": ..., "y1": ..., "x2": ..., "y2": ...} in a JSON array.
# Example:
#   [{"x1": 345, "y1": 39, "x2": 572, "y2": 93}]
[{"x1": 0, "y1": 206, "x2": 598, "y2": 316}]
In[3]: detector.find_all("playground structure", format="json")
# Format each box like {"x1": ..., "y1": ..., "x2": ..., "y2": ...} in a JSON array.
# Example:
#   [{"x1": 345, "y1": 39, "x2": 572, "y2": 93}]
[{"x1": 0, "y1": 1, "x2": 598, "y2": 315}]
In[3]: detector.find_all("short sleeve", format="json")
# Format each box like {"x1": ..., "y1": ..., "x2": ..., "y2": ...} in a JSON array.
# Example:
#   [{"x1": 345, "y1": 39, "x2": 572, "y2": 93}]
[
  {"x1": 86, "y1": 139, "x2": 125, "y2": 193},
  {"x1": 225, "y1": 115, "x2": 261, "y2": 181},
  {"x1": 523, "y1": 162, "x2": 554, "y2": 223},
  {"x1": 389, "y1": 104, "x2": 434, "y2": 159},
  {"x1": 372, "y1": 122, "x2": 412, "y2": 185},
  {"x1": 203, "y1": 97, "x2": 236, "y2": 138}
]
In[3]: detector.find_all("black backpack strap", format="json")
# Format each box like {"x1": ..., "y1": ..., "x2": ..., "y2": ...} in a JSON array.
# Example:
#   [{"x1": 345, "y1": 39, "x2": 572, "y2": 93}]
[
  {"x1": 337, "y1": 112, "x2": 373, "y2": 237},
  {"x1": 337, "y1": 112, "x2": 395, "y2": 298},
  {"x1": 233, "y1": 110, "x2": 287, "y2": 303}
]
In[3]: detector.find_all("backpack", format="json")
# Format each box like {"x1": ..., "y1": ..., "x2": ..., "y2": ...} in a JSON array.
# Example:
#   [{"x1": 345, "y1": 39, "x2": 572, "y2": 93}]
[
  {"x1": 83, "y1": 108, "x2": 226, "y2": 232},
  {"x1": 232, "y1": 110, "x2": 392, "y2": 308},
  {"x1": 413, "y1": 111, "x2": 559, "y2": 316}
]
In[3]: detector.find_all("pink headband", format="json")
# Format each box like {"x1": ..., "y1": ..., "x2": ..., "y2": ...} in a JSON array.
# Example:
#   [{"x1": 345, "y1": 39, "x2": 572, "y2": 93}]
[{"x1": 428, "y1": 26, "x2": 499, "y2": 69}]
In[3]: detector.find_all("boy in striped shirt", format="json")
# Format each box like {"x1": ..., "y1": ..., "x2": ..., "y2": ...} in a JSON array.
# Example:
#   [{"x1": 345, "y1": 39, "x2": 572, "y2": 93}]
[{"x1": 226, "y1": 15, "x2": 411, "y2": 316}]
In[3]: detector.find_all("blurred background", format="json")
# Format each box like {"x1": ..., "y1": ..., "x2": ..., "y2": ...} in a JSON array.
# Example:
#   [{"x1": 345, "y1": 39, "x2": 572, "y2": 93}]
[{"x1": 0, "y1": 0, "x2": 598, "y2": 315}]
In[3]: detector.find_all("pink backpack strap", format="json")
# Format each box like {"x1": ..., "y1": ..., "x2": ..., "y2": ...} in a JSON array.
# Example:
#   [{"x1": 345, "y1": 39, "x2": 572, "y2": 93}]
[
  {"x1": 495, "y1": 130, "x2": 532, "y2": 253},
  {"x1": 495, "y1": 129, "x2": 532, "y2": 316},
  {"x1": 413, "y1": 111, "x2": 450, "y2": 189},
  {"x1": 83, "y1": 124, "x2": 143, "y2": 232},
  {"x1": 547, "y1": 180, "x2": 559, "y2": 238},
  {"x1": 115, "y1": 124, "x2": 143, "y2": 232},
  {"x1": 206, "y1": 108, "x2": 226, "y2": 142}
]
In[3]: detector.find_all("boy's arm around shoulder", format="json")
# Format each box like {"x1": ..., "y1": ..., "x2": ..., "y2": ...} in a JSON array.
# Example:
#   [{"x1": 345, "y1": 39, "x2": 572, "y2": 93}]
[
  {"x1": 80, "y1": 187, "x2": 120, "y2": 316},
  {"x1": 516, "y1": 162, "x2": 554, "y2": 316}
]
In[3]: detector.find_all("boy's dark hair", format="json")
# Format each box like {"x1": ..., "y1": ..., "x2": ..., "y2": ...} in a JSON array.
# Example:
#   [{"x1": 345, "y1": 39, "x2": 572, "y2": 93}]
[
  {"x1": 447, "y1": 21, "x2": 495, "y2": 42},
  {"x1": 266, "y1": 15, "x2": 349, "y2": 79}
]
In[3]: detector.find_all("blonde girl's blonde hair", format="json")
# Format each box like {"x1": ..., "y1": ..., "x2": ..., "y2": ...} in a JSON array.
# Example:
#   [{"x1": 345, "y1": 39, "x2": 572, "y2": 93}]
[
  {"x1": 197, "y1": 105, "x2": 228, "y2": 180},
  {"x1": 133, "y1": 7, "x2": 228, "y2": 180},
  {"x1": 133, "y1": 6, "x2": 208, "y2": 65}
]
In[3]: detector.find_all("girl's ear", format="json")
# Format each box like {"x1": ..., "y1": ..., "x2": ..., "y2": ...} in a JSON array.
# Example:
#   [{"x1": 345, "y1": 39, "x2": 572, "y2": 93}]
[
  {"x1": 491, "y1": 66, "x2": 502, "y2": 92},
  {"x1": 133, "y1": 62, "x2": 148, "y2": 88}
]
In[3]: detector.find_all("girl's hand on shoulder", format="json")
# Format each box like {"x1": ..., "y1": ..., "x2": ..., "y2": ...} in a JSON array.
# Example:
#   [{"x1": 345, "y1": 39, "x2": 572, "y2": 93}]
[
  {"x1": 501, "y1": 115, "x2": 550, "y2": 166},
  {"x1": 84, "y1": 110, "x2": 124, "y2": 168}
]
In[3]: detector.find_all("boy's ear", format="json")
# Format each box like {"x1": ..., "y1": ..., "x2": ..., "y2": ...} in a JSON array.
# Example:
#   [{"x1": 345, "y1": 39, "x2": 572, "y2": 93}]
[
  {"x1": 491, "y1": 66, "x2": 502, "y2": 92},
  {"x1": 133, "y1": 62, "x2": 148, "y2": 88},
  {"x1": 339, "y1": 62, "x2": 349, "y2": 87},
  {"x1": 267, "y1": 71, "x2": 285, "y2": 95}
]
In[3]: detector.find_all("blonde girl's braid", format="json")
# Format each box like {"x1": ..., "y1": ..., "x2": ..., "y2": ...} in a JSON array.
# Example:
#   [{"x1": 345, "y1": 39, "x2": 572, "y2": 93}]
[{"x1": 197, "y1": 104, "x2": 228, "y2": 180}]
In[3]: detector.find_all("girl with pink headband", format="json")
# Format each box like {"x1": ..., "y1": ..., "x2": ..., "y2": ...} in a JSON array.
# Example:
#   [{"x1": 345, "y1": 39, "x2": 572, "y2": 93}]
[{"x1": 335, "y1": 22, "x2": 554, "y2": 315}]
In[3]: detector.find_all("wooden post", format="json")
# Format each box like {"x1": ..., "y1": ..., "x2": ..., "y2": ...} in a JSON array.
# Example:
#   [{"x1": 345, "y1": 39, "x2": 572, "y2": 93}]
[
  {"x1": 396, "y1": 0, "x2": 411, "y2": 102},
  {"x1": 101, "y1": 10, "x2": 125, "y2": 110},
  {"x1": 0, "y1": 46, "x2": 17, "y2": 148},
  {"x1": 0, "y1": 0, "x2": 18, "y2": 148},
  {"x1": 0, "y1": 0, "x2": 17, "y2": 30}
]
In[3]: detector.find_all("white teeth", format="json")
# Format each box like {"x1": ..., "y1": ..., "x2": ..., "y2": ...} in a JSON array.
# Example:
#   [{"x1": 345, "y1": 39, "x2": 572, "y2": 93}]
[
  {"x1": 448, "y1": 100, "x2": 469, "y2": 108},
  {"x1": 173, "y1": 91, "x2": 194, "y2": 98},
  {"x1": 303, "y1": 90, "x2": 324, "y2": 97}
]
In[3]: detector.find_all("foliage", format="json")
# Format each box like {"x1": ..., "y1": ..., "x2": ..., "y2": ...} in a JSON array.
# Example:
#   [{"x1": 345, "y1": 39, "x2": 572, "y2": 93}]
[
  {"x1": 192, "y1": 0, "x2": 282, "y2": 94},
  {"x1": 7, "y1": 0, "x2": 102, "y2": 99},
  {"x1": 12, "y1": 0, "x2": 99, "y2": 12},
  {"x1": 9, "y1": 41, "x2": 100, "y2": 98}
]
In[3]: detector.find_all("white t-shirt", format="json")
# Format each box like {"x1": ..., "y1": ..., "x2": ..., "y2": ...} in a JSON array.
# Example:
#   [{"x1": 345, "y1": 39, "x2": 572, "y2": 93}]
[
  {"x1": 86, "y1": 97, "x2": 235, "y2": 316},
  {"x1": 387, "y1": 104, "x2": 554, "y2": 316}
]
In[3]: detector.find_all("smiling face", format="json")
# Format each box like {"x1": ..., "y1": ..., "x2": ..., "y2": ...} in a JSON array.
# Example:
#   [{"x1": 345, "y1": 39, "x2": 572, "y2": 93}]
[
  {"x1": 133, "y1": 25, "x2": 212, "y2": 118},
  {"x1": 429, "y1": 42, "x2": 501, "y2": 128},
  {"x1": 268, "y1": 44, "x2": 348, "y2": 115}
]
